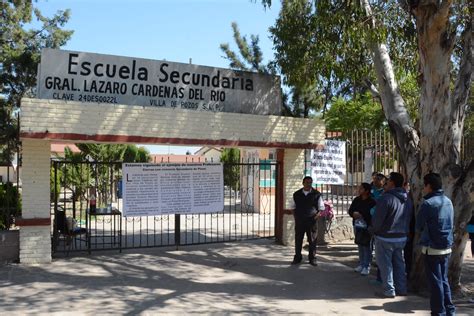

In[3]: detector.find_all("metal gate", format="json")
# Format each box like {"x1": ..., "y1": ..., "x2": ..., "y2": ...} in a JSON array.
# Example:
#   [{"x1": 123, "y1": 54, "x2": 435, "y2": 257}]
[
  {"x1": 314, "y1": 130, "x2": 404, "y2": 216},
  {"x1": 51, "y1": 160, "x2": 278, "y2": 255}
]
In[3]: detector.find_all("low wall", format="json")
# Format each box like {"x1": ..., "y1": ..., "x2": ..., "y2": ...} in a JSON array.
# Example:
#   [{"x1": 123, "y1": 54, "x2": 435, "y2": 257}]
[
  {"x1": 325, "y1": 216, "x2": 354, "y2": 242},
  {"x1": 282, "y1": 214, "x2": 354, "y2": 247},
  {"x1": 0, "y1": 230, "x2": 19, "y2": 264}
]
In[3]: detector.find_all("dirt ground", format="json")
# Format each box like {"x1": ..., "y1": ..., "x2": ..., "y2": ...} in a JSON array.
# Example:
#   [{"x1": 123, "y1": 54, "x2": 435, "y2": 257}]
[
  {"x1": 459, "y1": 241, "x2": 474, "y2": 296},
  {"x1": 317, "y1": 239, "x2": 474, "y2": 303}
]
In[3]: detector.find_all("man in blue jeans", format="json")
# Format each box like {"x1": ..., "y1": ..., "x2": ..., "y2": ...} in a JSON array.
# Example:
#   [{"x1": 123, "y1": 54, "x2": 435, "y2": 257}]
[
  {"x1": 371, "y1": 172, "x2": 411, "y2": 298},
  {"x1": 416, "y1": 173, "x2": 455, "y2": 315}
]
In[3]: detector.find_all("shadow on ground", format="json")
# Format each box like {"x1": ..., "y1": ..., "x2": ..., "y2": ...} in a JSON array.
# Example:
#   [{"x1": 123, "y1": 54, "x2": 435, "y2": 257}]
[{"x1": 0, "y1": 239, "x2": 472, "y2": 315}]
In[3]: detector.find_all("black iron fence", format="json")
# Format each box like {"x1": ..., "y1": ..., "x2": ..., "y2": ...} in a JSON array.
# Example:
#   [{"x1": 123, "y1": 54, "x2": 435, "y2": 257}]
[
  {"x1": 314, "y1": 130, "x2": 403, "y2": 216},
  {"x1": 51, "y1": 160, "x2": 278, "y2": 255}
]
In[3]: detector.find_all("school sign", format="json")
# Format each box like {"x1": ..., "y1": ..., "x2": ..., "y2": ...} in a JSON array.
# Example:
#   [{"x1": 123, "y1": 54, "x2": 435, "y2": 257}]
[
  {"x1": 19, "y1": 48, "x2": 325, "y2": 264},
  {"x1": 37, "y1": 49, "x2": 282, "y2": 115}
]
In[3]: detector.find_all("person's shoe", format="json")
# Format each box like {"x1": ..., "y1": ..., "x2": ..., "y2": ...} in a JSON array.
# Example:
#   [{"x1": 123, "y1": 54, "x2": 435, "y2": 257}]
[
  {"x1": 291, "y1": 256, "x2": 302, "y2": 265},
  {"x1": 374, "y1": 291, "x2": 395, "y2": 298},
  {"x1": 360, "y1": 267, "x2": 370, "y2": 276},
  {"x1": 354, "y1": 265, "x2": 363, "y2": 273},
  {"x1": 309, "y1": 259, "x2": 318, "y2": 266}
]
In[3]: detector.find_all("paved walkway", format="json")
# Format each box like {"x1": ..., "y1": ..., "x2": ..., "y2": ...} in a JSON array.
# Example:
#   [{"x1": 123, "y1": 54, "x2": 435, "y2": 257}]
[{"x1": 1, "y1": 239, "x2": 473, "y2": 315}]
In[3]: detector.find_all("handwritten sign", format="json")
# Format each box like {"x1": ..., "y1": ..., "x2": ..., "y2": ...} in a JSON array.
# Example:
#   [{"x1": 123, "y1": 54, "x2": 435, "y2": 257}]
[{"x1": 310, "y1": 140, "x2": 346, "y2": 184}]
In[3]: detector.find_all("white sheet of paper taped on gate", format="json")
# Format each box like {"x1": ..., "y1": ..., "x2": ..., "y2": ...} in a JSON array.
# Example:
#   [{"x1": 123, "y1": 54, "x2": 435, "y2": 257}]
[
  {"x1": 310, "y1": 140, "x2": 346, "y2": 185},
  {"x1": 122, "y1": 163, "x2": 224, "y2": 217}
]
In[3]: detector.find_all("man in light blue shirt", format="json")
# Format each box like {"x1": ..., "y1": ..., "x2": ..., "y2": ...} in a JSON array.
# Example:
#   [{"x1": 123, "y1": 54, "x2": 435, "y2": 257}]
[{"x1": 416, "y1": 173, "x2": 455, "y2": 316}]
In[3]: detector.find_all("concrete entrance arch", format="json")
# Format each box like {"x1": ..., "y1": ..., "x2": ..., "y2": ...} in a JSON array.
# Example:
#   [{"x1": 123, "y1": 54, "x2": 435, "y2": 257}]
[{"x1": 18, "y1": 98, "x2": 325, "y2": 263}]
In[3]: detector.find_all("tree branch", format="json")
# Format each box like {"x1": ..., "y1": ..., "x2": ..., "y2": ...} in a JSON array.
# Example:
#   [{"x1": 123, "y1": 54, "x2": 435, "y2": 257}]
[
  {"x1": 281, "y1": 102, "x2": 294, "y2": 117},
  {"x1": 364, "y1": 79, "x2": 381, "y2": 102},
  {"x1": 219, "y1": 43, "x2": 248, "y2": 71},
  {"x1": 415, "y1": 0, "x2": 452, "y2": 35},
  {"x1": 362, "y1": 0, "x2": 421, "y2": 185}
]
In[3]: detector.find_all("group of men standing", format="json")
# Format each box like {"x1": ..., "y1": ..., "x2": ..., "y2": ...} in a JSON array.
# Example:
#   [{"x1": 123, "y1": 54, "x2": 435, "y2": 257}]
[{"x1": 290, "y1": 172, "x2": 456, "y2": 316}]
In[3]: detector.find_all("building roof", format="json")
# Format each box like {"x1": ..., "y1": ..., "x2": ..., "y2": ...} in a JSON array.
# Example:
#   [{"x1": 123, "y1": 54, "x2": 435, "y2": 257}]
[
  {"x1": 150, "y1": 154, "x2": 204, "y2": 163},
  {"x1": 51, "y1": 142, "x2": 81, "y2": 154},
  {"x1": 194, "y1": 146, "x2": 222, "y2": 156}
]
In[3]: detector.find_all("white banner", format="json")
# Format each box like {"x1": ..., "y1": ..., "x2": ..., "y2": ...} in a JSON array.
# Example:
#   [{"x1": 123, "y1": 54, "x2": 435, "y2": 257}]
[
  {"x1": 122, "y1": 163, "x2": 224, "y2": 217},
  {"x1": 38, "y1": 49, "x2": 281, "y2": 115},
  {"x1": 310, "y1": 140, "x2": 346, "y2": 184}
]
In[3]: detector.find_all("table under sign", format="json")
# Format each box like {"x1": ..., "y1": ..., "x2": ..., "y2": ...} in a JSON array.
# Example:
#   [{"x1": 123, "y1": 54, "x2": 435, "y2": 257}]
[{"x1": 86, "y1": 207, "x2": 122, "y2": 253}]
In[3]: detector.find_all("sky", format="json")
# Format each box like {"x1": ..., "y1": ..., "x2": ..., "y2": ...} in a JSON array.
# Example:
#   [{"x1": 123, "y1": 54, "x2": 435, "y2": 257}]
[{"x1": 34, "y1": 0, "x2": 281, "y2": 154}]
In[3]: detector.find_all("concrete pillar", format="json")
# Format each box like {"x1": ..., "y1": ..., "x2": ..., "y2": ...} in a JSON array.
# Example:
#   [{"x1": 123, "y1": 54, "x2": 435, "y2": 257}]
[
  {"x1": 19, "y1": 139, "x2": 51, "y2": 264},
  {"x1": 281, "y1": 149, "x2": 305, "y2": 246}
]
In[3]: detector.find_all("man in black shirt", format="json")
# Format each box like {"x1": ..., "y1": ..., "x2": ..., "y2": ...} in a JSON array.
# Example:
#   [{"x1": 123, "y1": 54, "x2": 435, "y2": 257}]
[{"x1": 290, "y1": 176, "x2": 325, "y2": 266}]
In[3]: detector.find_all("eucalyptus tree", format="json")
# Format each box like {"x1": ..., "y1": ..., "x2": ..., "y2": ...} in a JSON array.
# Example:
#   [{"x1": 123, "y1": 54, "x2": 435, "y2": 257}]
[
  {"x1": 0, "y1": 0, "x2": 72, "y2": 161},
  {"x1": 265, "y1": 0, "x2": 472, "y2": 290}
]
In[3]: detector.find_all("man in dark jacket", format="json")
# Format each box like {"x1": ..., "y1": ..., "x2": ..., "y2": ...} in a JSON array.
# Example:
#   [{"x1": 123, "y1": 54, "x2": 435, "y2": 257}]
[
  {"x1": 371, "y1": 172, "x2": 411, "y2": 298},
  {"x1": 416, "y1": 173, "x2": 455, "y2": 316},
  {"x1": 348, "y1": 182, "x2": 376, "y2": 275},
  {"x1": 291, "y1": 176, "x2": 325, "y2": 266}
]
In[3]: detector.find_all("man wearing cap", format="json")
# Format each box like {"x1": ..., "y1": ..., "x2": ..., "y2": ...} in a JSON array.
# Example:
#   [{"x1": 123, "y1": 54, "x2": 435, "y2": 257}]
[
  {"x1": 290, "y1": 176, "x2": 325, "y2": 266},
  {"x1": 416, "y1": 173, "x2": 455, "y2": 315}
]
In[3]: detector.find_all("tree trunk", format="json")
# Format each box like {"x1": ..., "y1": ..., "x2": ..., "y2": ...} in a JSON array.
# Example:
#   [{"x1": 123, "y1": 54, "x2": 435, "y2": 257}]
[
  {"x1": 449, "y1": 161, "x2": 474, "y2": 290},
  {"x1": 363, "y1": 0, "x2": 473, "y2": 292}
]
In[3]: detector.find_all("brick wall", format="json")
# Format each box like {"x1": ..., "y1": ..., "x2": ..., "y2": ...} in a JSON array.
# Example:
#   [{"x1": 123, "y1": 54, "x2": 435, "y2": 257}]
[
  {"x1": 283, "y1": 149, "x2": 305, "y2": 209},
  {"x1": 19, "y1": 226, "x2": 51, "y2": 264},
  {"x1": 19, "y1": 98, "x2": 326, "y2": 260},
  {"x1": 281, "y1": 149, "x2": 305, "y2": 246},
  {"x1": 20, "y1": 98, "x2": 325, "y2": 147},
  {"x1": 19, "y1": 139, "x2": 51, "y2": 264}
]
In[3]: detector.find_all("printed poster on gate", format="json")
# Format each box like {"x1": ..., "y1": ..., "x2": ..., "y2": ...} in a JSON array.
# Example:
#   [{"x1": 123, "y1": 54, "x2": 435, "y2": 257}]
[
  {"x1": 310, "y1": 140, "x2": 346, "y2": 185},
  {"x1": 122, "y1": 163, "x2": 224, "y2": 217}
]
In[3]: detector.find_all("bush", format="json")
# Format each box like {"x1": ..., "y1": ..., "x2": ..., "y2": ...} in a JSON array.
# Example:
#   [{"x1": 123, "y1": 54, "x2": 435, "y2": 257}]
[{"x1": 0, "y1": 183, "x2": 21, "y2": 230}]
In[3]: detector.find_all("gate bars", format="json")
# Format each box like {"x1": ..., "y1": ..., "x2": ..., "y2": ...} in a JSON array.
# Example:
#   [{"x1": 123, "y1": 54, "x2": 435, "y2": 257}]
[
  {"x1": 51, "y1": 160, "x2": 278, "y2": 255},
  {"x1": 321, "y1": 130, "x2": 403, "y2": 216}
]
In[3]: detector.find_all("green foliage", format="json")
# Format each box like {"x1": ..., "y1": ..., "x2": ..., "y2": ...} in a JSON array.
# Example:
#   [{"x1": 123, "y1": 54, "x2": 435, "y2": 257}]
[
  {"x1": 0, "y1": 0, "x2": 72, "y2": 161},
  {"x1": 135, "y1": 147, "x2": 151, "y2": 163},
  {"x1": 324, "y1": 93, "x2": 386, "y2": 131},
  {"x1": 50, "y1": 164, "x2": 62, "y2": 203},
  {"x1": 62, "y1": 147, "x2": 90, "y2": 201},
  {"x1": 0, "y1": 100, "x2": 18, "y2": 163},
  {"x1": 397, "y1": 71, "x2": 420, "y2": 124},
  {"x1": 51, "y1": 147, "x2": 91, "y2": 215},
  {"x1": 220, "y1": 148, "x2": 240, "y2": 190},
  {"x1": 267, "y1": 0, "x2": 419, "y2": 116},
  {"x1": 75, "y1": 144, "x2": 150, "y2": 205},
  {"x1": 219, "y1": 21, "x2": 321, "y2": 117},
  {"x1": 0, "y1": 182, "x2": 21, "y2": 230},
  {"x1": 270, "y1": 1, "x2": 373, "y2": 100},
  {"x1": 220, "y1": 22, "x2": 270, "y2": 74},
  {"x1": 51, "y1": 144, "x2": 151, "y2": 207}
]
